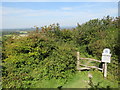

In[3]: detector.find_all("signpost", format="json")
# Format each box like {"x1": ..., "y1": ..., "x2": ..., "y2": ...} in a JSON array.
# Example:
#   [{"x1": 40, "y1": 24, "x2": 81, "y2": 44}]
[{"x1": 101, "y1": 48, "x2": 111, "y2": 78}]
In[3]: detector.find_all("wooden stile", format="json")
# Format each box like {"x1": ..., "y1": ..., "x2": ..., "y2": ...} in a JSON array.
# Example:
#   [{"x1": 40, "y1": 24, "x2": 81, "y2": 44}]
[
  {"x1": 76, "y1": 52, "x2": 103, "y2": 72},
  {"x1": 76, "y1": 49, "x2": 111, "y2": 78}
]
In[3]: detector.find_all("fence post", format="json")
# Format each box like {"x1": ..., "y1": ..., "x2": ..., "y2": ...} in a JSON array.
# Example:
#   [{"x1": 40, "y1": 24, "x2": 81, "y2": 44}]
[
  {"x1": 103, "y1": 62, "x2": 107, "y2": 78},
  {"x1": 77, "y1": 52, "x2": 80, "y2": 70},
  {"x1": 102, "y1": 63, "x2": 104, "y2": 73}
]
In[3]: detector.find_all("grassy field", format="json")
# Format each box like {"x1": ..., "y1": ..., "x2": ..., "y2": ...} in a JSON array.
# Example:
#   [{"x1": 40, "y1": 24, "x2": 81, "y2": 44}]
[
  {"x1": 28, "y1": 70, "x2": 118, "y2": 88},
  {"x1": 63, "y1": 70, "x2": 118, "y2": 88}
]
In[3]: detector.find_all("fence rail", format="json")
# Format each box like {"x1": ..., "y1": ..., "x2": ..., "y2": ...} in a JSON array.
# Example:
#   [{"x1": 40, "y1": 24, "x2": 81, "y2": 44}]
[
  {"x1": 76, "y1": 51, "x2": 106, "y2": 77},
  {"x1": 79, "y1": 64, "x2": 103, "y2": 71},
  {"x1": 76, "y1": 51, "x2": 118, "y2": 79},
  {"x1": 77, "y1": 52, "x2": 102, "y2": 71},
  {"x1": 80, "y1": 58, "x2": 101, "y2": 63}
]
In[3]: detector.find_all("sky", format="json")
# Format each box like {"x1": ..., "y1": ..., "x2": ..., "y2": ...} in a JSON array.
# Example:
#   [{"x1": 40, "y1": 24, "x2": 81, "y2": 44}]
[
  {"x1": 1, "y1": 0, "x2": 119, "y2": 2},
  {"x1": 1, "y1": 2, "x2": 118, "y2": 29}
]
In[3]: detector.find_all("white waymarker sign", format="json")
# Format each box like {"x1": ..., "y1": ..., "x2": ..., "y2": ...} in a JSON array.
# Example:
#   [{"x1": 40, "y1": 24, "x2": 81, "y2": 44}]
[
  {"x1": 102, "y1": 48, "x2": 111, "y2": 63},
  {"x1": 102, "y1": 48, "x2": 112, "y2": 78}
]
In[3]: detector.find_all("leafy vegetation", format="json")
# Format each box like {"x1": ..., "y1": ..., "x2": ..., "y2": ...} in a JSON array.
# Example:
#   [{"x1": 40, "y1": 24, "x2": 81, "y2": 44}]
[
  {"x1": 63, "y1": 71, "x2": 118, "y2": 88},
  {"x1": 2, "y1": 16, "x2": 119, "y2": 88}
]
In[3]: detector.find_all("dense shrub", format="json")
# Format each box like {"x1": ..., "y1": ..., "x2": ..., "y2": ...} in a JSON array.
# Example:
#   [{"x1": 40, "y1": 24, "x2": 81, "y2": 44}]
[
  {"x1": 2, "y1": 26, "x2": 77, "y2": 88},
  {"x1": 76, "y1": 16, "x2": 119, "y2": 80},
  {"x1": 2, "y1": 16, "x2": 119, "y2": 88}
]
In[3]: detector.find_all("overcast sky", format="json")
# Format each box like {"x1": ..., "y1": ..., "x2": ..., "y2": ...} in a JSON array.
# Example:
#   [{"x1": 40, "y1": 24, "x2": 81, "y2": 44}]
[{"x1": 1, "y1": 1, "x2": 118, "y2": 29}]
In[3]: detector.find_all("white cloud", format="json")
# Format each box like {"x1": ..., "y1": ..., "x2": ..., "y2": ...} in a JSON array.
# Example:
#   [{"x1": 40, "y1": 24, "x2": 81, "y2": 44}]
[
  {"x1": 61, "y1": 7, "x2": 73, "y2": 10},
  {"x1": 2, "y1": 5, "x2": 118, "y2": 29},
  {"x1": 2, "y1": 6, "x2": 73, "y2": 17},
  {"x1": 3, "y1": 5, "x2": 117, "y2": 17}
]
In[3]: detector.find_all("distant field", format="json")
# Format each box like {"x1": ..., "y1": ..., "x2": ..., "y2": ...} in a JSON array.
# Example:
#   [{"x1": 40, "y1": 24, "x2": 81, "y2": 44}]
[{"x1": 4, "y1": 34, "x2": 13, "y2": 37}]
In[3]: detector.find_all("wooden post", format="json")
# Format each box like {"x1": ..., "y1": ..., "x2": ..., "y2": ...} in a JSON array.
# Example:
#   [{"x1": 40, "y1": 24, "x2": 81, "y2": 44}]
[
  {"x1": 102, "y1": 63, "x2": 104, "y2": 73},
  {"x1": 104, "y1": 62, "x2": 107, "y2": 78},
  {"x1": 77, "y1": 52, "x2": 80, "y2": 70}
]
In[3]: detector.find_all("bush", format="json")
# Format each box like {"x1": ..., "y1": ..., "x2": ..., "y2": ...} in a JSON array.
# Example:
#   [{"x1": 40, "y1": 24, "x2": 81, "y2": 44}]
[{"x1": 2, "y1": 27, "x2": 77, "y2": 88}]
